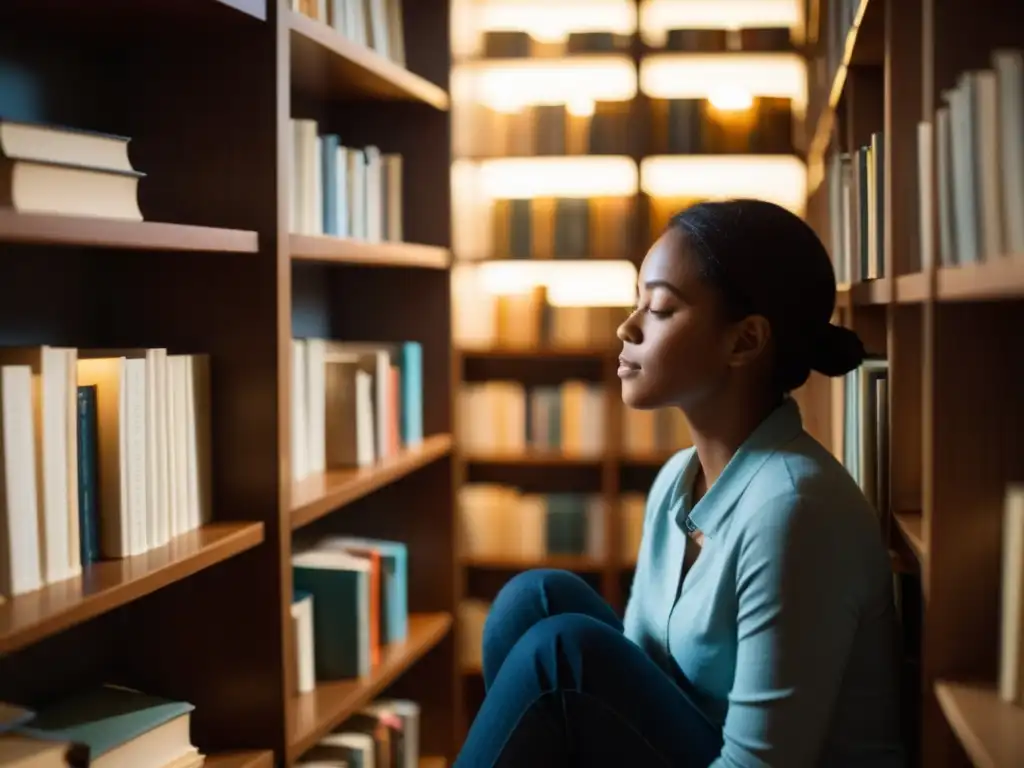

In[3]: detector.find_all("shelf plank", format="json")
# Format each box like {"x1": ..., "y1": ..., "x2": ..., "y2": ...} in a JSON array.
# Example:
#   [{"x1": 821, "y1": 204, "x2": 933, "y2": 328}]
[
  {"x1": 0, "y1": 522, "x2": 265, "y2": 655},
  {"x1": 420, "y1": 758, "x2": 447, "y2": 768},
  {"x1": 288, "y1": 10, "x2": 449, "y2": 109},
  {"x1": 935, "y1": 680, "x2": 1024, "y2": 768},
  {"x1": 463, "y1": 451, "x2": 603, "y2": 467},
  {"x1": 205, "y1": 750, "x2": 274, "y2": 768},
  {"x1": 463, "y1": 554, "x2": 604, "y2": 572},
  {"x1": 288, "y1": 612, "x2": 453, "y2": 759},
  {"x1": 849, "y1": 278, "x2": 892, "y2": 306},
  {"x1": 937, "y1": 257, "x2": 1024, "y2": 302},
  {"x1": 290, "y1": 234, "x2": 450, "y2": 269},
  {"x1": 895, "y1": 272, "x2": 929, "y2": 303},
  {"x1": 0, "y1": 210, "x2": 259, "y2": 253},
  {"x1": 621, "y1": 452, "x2": 677, "y2": 466},
  {"x1": 458, "y1": 346, "x2": 615, "y2": 360},
  {"x1": 894, "y1": 511, "x2": 926, "y2": 562},
  {"x1": 291, "y1": 434, "x2": 453, "y2": 529}
]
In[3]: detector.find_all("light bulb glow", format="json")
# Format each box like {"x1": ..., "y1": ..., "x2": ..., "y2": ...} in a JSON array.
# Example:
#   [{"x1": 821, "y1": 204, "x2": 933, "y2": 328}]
[
  {"x1": 640, "y1": 155, "x2": 807, "y2": 214},
  {"x1": 566, "y1": 97, "x2": 596, "y2": 117},
  {"x1": 477, "y1": 260, "x2": 638, "y2": 307},
  {"x1": 640, "y1": 0, "x2": 800, "y2": 46},
  {"x1": 640, "y1": 53, "x2": 806, "y2": 106},
  {"x1": 478, "y1": 0, "x2": 637, "y2": 40},
  {"x1": 454, "y1": 156, "x2": 639, "y2": 199},
  {"x1": 452, "y1": 57, "x2": 637, "y2": 110},
  {"x1": 707, "y1": 86, "x2": 754, "y2": 111}
]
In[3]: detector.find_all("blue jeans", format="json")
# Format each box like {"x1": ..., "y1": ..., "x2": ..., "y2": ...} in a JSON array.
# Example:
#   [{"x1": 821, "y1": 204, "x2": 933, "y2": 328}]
[{"x1": 454, "y1": 569, "x2": 724, "y2": 767}]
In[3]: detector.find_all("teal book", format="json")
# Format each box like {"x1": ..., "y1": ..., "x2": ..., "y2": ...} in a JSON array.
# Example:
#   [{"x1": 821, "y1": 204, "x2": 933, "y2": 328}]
[
  {"x1": 318, "y1": 536, "x2": 408, "y2": 643},
  {"x1": 16, "y1": 684, "x2": 195, "y2": 766},
  {"x1": 292, "y1": 549, "x2": 372, "y2": 679},
  {"x1": 398, "y1": 342, "x2": 423, "y2": 447},
  {"x1": 76, "y1": 385, "x2": 100, "y2": 565}
]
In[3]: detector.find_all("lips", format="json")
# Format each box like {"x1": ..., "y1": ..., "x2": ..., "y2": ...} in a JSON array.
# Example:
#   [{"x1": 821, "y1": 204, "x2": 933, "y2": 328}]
[{"x1": 618, "y1": 355, "x2": 640, "y2": 378}]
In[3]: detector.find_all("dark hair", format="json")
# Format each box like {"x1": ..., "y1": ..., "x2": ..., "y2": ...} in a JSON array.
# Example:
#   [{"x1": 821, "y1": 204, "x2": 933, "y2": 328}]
[{"x1": 669, "y1": 198, "x2": 865, "y2": 393}]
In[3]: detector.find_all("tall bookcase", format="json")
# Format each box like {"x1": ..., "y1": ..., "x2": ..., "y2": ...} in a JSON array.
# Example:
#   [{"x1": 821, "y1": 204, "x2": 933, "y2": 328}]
[
  {"x1": 805, "y1": 0, "x2": 1024, "y2": 765},
  {"x1": 0, "y1": 1, "x2": 458, "y2": 766}
]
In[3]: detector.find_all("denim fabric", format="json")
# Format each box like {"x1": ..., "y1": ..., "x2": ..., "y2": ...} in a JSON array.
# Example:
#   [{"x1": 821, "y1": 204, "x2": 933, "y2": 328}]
[{"x1": 454, "y1": 569, "x2": 723, "y2": 768}]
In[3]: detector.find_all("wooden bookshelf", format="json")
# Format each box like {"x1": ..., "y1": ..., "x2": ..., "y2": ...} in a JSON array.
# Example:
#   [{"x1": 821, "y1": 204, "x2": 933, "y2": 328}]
[
  {"x1": 290, "y1": 433, "x2": 454, "y2": 529},
  {"x1": 290, "y1": 233, "x2": 451, "y2": 268},
  {"x1": 0, "y1": 522, "x2": 264, "y2": 655},
  {"x1": 462, "y1": 554, "x2": 604, "y2": 572},
  {"x1": 0, "y1": 0, "x2": 456, "y2": 765},
  {"x1": 287, "y1": 612, "x2": 453, "y2": 760},
  {"x1": 803, "y1": 0, "x2": 1024, "y2": 765}
]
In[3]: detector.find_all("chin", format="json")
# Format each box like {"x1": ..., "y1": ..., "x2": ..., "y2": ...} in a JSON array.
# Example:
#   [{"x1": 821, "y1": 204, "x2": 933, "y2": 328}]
[{"x1": 620, "y1": 378, "x2": 662, "y2": 410}]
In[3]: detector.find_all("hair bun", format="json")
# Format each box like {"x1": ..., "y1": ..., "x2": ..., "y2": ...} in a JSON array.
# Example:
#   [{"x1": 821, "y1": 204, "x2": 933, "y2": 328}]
[{"x1": 809, "y1": 323, "x2": 866, "y2": 377}]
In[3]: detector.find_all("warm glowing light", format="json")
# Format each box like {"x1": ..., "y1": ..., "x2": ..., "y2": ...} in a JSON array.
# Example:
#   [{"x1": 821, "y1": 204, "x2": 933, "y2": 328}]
[
  {"x1": 640, "y1": 155, "x2": 807, "y2": 214},
  {"x1": 477, "y1": 0, "x2": 637, "y2": 42},
  {"x1": 566, "y1": 97, "x2": 596, "y2": 117},
  {"x1": 640, "y1": 53, "x2": 806, "y2": 106},
  {"x1": 640, "y1": 0, "x2": 801, "y2": 45},
  {"x1": 454, "y1": 156, "x2": 639, "y2": 199},
  {"x1": 477, "y1": 260, "x2": 638, "y2": 307},
  {"x1": 452, "y1": 57, "x2": 637, "y2": 110},
  {"x1": 708, "y1": 86, "x2": 754, "y2": 111}
]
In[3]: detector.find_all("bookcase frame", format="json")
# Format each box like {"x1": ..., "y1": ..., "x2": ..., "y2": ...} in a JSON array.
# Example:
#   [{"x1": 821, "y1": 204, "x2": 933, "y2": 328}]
[
  {"x1": 805, "y1": 0, "x2": 1024, "y2": 765},
  {"x1": 0, "y1": 0, "x2": 459, "y2": 766}
]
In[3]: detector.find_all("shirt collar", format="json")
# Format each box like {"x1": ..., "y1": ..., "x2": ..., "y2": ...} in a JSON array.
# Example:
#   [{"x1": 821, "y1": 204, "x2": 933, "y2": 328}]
[{"x1": 677, "y1": 396, "x2": 804, "y2": 539}]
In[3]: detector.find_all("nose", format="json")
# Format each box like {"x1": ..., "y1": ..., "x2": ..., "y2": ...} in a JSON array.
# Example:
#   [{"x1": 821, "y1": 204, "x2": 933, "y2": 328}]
[{"x1": 617, "y1": 309, "x2": 642, "y2": 344}]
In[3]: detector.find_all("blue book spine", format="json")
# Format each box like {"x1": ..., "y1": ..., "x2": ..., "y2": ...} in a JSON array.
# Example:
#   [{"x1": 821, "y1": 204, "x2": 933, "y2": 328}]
[
  {"x1": 76, "y1": 386, "x2": 100, "y2": 564},
  {"x1": 392, "y1": 545, "x2": 408, "y2": 641},
  {"x1": 322, "y1": 134, "x2": 340, "y2": 236},
  {"x1": 399, "y1": 342, "x2": 423, "y2": 446}
]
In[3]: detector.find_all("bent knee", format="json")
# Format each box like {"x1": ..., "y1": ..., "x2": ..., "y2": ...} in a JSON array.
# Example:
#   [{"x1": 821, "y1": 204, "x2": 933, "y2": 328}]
[
  {"x1": 496, "y1": 568, "x2": 592, "y2": 605},
  {"x1": 515, "y1": 613, "x2": 625, "y2": 665}
]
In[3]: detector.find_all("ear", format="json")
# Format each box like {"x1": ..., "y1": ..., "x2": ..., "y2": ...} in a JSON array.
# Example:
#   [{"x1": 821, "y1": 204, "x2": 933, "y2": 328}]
[{"x1": 726, "y1": 314, "x2": 771, "y2": 369}]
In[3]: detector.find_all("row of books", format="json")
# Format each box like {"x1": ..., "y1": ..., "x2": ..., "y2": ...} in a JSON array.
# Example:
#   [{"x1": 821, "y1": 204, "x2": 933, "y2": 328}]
[
  {"x1": 458, "y1": 381, "x2": 606, "y2": 457},
  {"x1": 452, "y1": 101, "x2": 629, "y2": 159},
  {"x1": 0, "y1": 117, "x2": 143, "y2": 222},
  {"x1": 290, "y1": 536, "x2": 408, "y2": 681},
  {"x1": 922, "y1": 51, "x2": 1024, "y2": 269},
  {"x1": 290, "y1": 118, "x2": 403, "y2": 243},
  {"x1": 837, "y1": 358, "x2": 889, "y2": 516},
  {"x1": 827, "y1": 132, "x2": 886, "y2": 284},
  {"x1": 0, "y1": 683, "x2": 201, "y2": 767},
  {"x1": 296, "y1": 698, "x2": 421, "y2": 768},
  {"x1": 291, "y1": 0, "x2": 405, "y2": 66},
  {"x1": 452, "y1": 277, "x2": 622, "y2": 349},
  {"x1": 459, "y1": 487, "x2": 607, "y2": 560},
  {"x1": 290, "y1": 338, "x2": 422, "y2": 482},
  {"x1": 0, "y1": 346, "x2": 210, "y2": 600},
  {"x1": 461, "y1": 28, "x2": 790, "y2": 60},
  {"x1": 483, "y1": 197, "x2": 633, "y2": 261}
]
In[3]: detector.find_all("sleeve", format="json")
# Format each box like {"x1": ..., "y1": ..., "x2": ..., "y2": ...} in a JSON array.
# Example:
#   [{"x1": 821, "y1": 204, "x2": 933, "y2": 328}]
[{"x1": 710, "y1": 493, "x2": 863, "y2": 768}]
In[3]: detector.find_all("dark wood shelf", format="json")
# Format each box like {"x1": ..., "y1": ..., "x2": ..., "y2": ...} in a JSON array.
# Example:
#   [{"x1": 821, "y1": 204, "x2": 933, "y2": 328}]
[
  {"x1": 288, "y1": 612, "x2": 453, "y2": 760},
  {"x1": 935, "y1": 680, "x2": 1024, "y2": 768},
  {"x1": 0, "y1": 210, "x2": 259, "y2": 253},
  {"x1": 0, "y1": 522, "x2": 265, "y2": 655},
  {"x1": 463, "y1": 450, "x2": 603, "y2": 467},
  {"x1": 621, "y1": 452, "x2": 676, "y2": 466},
  {"x1": 290, "y1": 434, "x2": 454, "y2": 529},
  {"x1": 894, "y1": 511, "x2": 926, "y2": 562},
  {"x1": 807, "y1": 0, "x2": 883, "y2": 167},
  {"x1": 937, "y1": 256, "x2": 1024, "y2": 302},
  {"x1": 288, "y1": 10, "x2": 449, "y2": 109},
  {"x1": 205, "y1": 750, "x2": 274, "y2": 768},
  {"x1": 290, "y1": 234, "x2": 450, "y2": 269},
  {"x1": 463, "y1": 554, "x2": 604, "y2": 572}
]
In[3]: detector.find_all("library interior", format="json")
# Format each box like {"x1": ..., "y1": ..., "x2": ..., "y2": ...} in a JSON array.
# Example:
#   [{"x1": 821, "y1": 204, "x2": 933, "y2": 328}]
[{"x1": 0, "y1": 0, "x2": 1021, "y2": 765}]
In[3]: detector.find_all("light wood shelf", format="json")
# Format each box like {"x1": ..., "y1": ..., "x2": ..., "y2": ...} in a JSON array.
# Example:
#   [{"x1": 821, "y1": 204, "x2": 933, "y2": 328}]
[
  {"x1": 463, "y1": 450, "x2": 603, "y2": 467},
  {"x1": 458, "y1": 346, "x2": 615, "y2": 360},
  {"x1": 937, "y1": 256, "x2": 1024, "y2": 302},
  {"x1": 290, "y1": 433, "x2": 454, "y2": 529},
  {"x1": 463, "y1": 554, "x2": 604, "y2": 572},
  {"x1": 0, "y1": 210, "x2": 259, "y2": 252},
  {"x1": 206, "y1": 750, "x2": 274, "y2": 768},
  {"x1": 0, "y1": 522, "x2": 265, "y2": 655},
  {"x1": 894, "y1": 511, "x2": 926, "y2": 562},
  {"x1": 287, "y1": 612, "x2": 453, "y2": 760},
  {"x1": 290, "y1": 234, "x2": 450, "y2": 269},
  {"x1": 936, "y1": 681, "x2": 1024, "y2": 768},
  {"x1": 288, "y1": 10, "x2": 449, "y2": 108}
]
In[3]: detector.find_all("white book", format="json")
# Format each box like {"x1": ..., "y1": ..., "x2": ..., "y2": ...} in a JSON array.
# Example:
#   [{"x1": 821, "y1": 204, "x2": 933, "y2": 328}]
[{"x1": 0, "y1": 366, "x2": 42, "y2": 596}]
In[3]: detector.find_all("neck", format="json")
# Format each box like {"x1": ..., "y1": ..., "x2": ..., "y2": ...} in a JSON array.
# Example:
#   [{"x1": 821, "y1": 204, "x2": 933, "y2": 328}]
[{"x1": 683, "y1": 389, "x2": 781, "y2": 490}]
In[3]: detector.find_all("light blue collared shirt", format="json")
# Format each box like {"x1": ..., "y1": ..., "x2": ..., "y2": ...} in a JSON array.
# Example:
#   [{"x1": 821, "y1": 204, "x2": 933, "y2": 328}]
[{"x1": 623, "y1": 398, "x2": 904, "y2": 767}]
